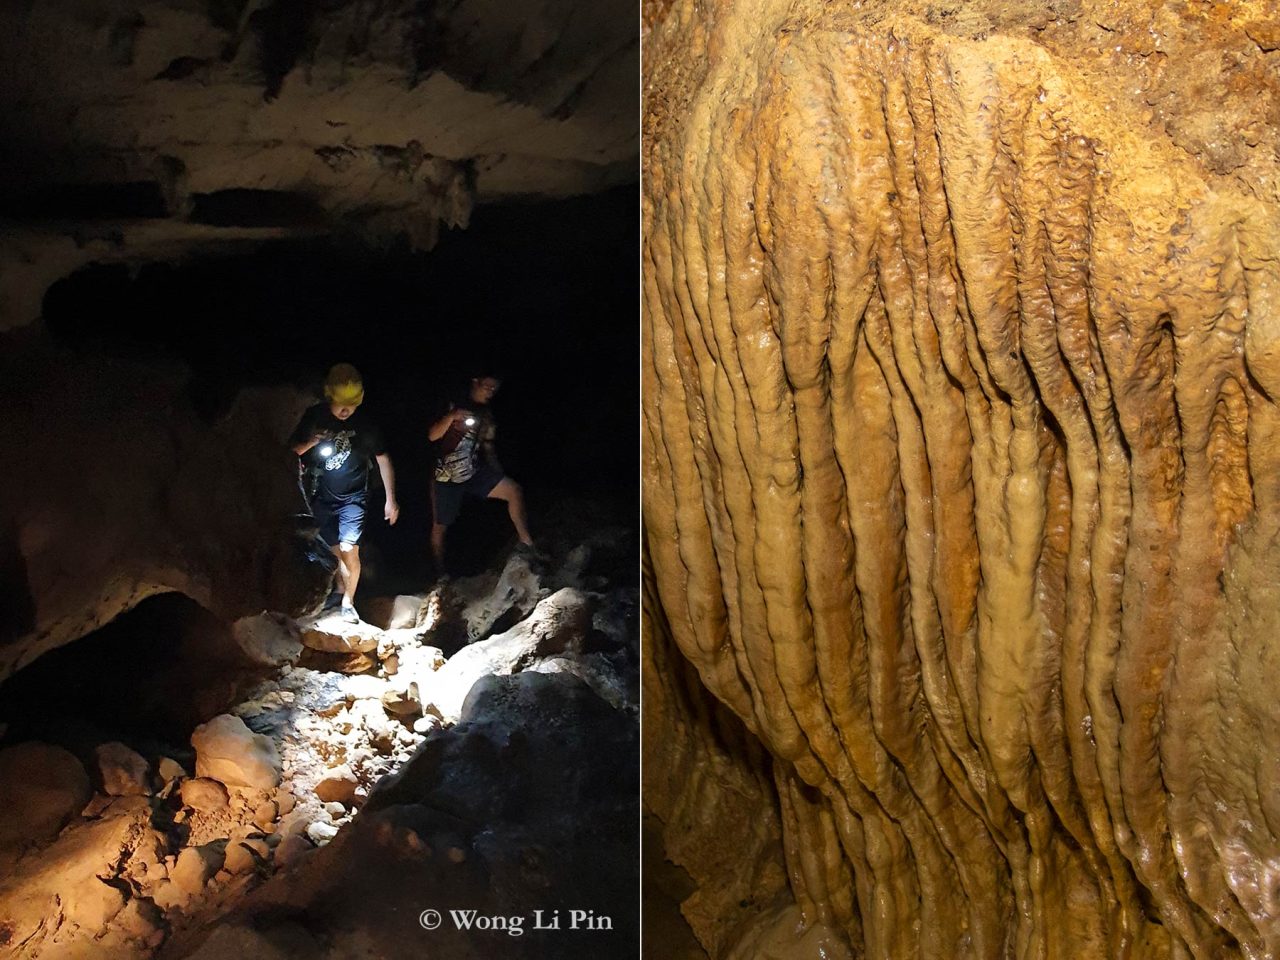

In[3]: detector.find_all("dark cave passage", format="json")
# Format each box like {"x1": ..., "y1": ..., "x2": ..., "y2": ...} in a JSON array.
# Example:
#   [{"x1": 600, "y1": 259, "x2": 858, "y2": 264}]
[
  {"x1": 41, "y1": 185, "x2": 637, "y2": 584},
  {"x1": 0, "y1": 187, "x2": 639, "y2": 958}
]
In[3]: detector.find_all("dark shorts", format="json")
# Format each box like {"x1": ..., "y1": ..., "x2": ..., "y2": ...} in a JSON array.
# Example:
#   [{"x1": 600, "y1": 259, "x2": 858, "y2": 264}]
[
  {"x1": 432, "y1": 463, "x2": 505, "y2": 526},
  {"x1": 311, "y1": 491, "x2": 366, "y2": 547}
]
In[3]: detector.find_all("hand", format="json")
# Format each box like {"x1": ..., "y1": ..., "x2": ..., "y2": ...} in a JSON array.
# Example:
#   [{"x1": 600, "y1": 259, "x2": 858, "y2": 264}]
[
  {"x1": 385, "y1": 499, "x2": 400, "y2": 525},
  {"x1": 452, "y1": 409, "x2": 476, "y2": 428},
  {"x1": 313, "y1": 428, "x2": 335, "y2": 442}
]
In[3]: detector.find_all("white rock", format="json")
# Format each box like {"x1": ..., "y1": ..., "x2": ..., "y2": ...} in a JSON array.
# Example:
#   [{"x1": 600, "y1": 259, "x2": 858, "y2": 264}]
[
  {"x1": 94, "y1": 741, "x2": 151, "y2": 797},
  {"x1": 412, "y1": 715, "x2": 442, "y2": 735},
  {"x1": 191, "y1": 715, "x2": 281, "y2": 789},
  {"x1": 387, "y1": 594, "x2": 427, "y2": 629},
  {"x1": 306, "y1": 821, "x2": 339, "y2": 844},
  {"x1": 323, "y1": 801, "x2": 346, "y2": 818}
]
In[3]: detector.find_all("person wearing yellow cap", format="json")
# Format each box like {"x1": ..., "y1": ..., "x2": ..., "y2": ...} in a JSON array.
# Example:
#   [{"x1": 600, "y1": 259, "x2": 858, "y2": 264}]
[{"x1": 289, "y1": 363, "x2": 399, "y2": 621}]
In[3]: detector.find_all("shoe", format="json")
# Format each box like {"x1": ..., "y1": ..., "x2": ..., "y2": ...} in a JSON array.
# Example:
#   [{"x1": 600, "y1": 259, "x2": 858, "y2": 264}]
[{"x1": 339, "y1": 603, "x2": 361, "y2": 624}]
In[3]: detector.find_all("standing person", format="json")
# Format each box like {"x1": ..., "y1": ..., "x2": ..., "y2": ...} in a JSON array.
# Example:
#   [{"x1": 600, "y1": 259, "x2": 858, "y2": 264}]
[
  {"x1": 427, "y1": 373, "x2": 534, "y2": 574},
  {"x1": 290, "y1": 363, "x2": 399, "y2": 621}
]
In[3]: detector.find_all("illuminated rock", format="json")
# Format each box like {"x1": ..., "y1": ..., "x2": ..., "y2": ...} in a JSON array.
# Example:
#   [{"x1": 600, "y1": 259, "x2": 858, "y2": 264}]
[
  {"x1": 94, "y1": 741, "x2": 152, "y2": 797},
  {"x1": 192, "y1": 714, "x2": 282, "y2": 789},
  {"x1": 0, "y1": 742, "x2": 92, "y2": 857},
  {"x1": 643, "y1": 0, "x2": 1280, "y2": 956}
]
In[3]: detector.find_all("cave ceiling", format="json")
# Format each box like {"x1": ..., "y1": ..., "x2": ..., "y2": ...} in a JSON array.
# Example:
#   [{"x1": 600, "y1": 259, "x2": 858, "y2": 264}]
[{"x1": 0, "y1": 0, "x2": 638, "y2": 328}]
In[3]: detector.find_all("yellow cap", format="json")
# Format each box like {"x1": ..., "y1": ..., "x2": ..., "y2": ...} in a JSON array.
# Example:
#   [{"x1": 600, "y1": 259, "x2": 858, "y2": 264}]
[{"x1": 323, "y1": 363, "x2": 365, "y2": 406}]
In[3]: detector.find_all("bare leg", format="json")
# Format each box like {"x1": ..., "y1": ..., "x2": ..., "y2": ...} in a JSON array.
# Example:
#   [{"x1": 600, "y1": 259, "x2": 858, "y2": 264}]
[
  {"x1": 487, "y1": 477, "x2": 534, "y2": 545},
  {"x1": 431, "y1": 522, "x2": 448, "y2": 572},
  {"x1": 339, "y1": 542, "x2": 361, "y2": 606},
  {"x1": 329, "y1": 544, "x2": 349, "y2": 599}
]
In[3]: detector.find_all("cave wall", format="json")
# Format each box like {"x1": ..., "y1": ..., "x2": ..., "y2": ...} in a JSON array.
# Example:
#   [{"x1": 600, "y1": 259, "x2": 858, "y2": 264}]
[
  {"x1": 641, "y1": 0, "x2": 1280, "y2": 956},
  {"x1": 0, "y1": 340, "x2": 330, "y2": 681}
]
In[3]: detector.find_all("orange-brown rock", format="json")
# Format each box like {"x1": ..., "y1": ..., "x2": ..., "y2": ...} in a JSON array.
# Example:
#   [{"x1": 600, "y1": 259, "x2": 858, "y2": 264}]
[{"x1": 642, "y1": 0, "x2": 1280, "y2": 956}]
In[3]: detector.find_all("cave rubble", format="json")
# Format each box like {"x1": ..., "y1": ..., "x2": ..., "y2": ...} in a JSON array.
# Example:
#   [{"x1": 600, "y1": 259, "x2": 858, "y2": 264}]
[{"x1": 0, "y1": 536, "x2": 637, "y2": 959}]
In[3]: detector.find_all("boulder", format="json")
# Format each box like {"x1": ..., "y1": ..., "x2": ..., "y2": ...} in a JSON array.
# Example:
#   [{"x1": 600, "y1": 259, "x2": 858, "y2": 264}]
[
  {"x1": 157, "y1": 756, "x2": 187, "y2": 783},
  {"x1": 315, "y1": 765, "x2": 359, "y2": 804},
  {"x1": 172, "y1": 843, "x2": 225, "y2": 898},
  {"x1": 180, "y1": 777, "x2": 230, "y2": 813},
  {"x1": 191, "y1": 714, "x2": 282, "y2": 789},
  {"x1": 233, "y1": 612, "x2": 303, "y2": 666},
  {"x1": 0, "y1": 741, "x2": 92, "y2": 853},
  {"x1": 94, "y1": 741, "x2": 151, "y2": 796},
  {"x1": 422, "y1": 588, "x2": 593, "y2": 722},
  {"x1": 298, "y1": 617, "x2": 380, "y2": 654}
]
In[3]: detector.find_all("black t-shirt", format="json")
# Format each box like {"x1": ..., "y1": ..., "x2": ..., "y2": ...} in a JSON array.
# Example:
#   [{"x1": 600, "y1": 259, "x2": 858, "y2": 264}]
[
  {"x1": 289, "y1": 404, "x2": 386, "y2": 498},
  {"x1": 434, "y1": 399, "x2": 495, "y2": 483}
]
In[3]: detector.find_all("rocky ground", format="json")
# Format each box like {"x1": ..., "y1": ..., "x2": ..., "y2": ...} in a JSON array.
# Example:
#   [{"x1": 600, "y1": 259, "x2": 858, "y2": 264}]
[{"x1": 0, "y1": 532, "x2": 638, "y2": 959}]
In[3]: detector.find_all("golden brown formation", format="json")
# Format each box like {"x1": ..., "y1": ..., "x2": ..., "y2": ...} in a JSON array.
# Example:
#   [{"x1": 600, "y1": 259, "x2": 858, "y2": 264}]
[{"x1": 642, "y1": 1, "x2": 1280, "y2": 956}]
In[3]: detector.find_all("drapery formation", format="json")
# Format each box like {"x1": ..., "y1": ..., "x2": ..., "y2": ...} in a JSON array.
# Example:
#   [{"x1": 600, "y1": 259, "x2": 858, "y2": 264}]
[{"x1": 642, "y1": 6, "x2": 1280, "y2": 957}]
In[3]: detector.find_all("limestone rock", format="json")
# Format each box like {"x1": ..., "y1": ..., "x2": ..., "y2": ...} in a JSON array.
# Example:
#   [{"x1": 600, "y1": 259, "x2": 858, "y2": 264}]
[
  {"x1": 233, "y1": 612, "x2": 303, "y2": 666},
  {"x1": 94, "y1": 741, "x2": 152, "y2": 797},
  {"x1": 306, "y1": 821, "x2": 339, "y2": 844},
  {"x1": 298, "y1": 616, "x2": 381, "y2": 654},
  {"x1": 315, "y1": 766, "x2": 358, "y2": 805},
  {"x1": 180, "y1": 777, "x2": 230, "y2": 813},
  {"x1": 224, "y1": 838, "x2": 269, "y2": 876},
  {"x1": 422, "y1": 588, "x2": 593, "y2": 722},
  {"x1": 0, "y1": 741, "x2": 92, "y2": 853},
  {"x1": 172, "y1": 843, "x2": 225, "y2": 898},
  {"x1": 191, "y1": 714, "x2": 282, "y2": 789},
  {"x1": 157, "y1": 756, "x2": 187, "y2": 783},
  {"x1": 643, "y1": 2, "x2": 1280, "y2": 955}
]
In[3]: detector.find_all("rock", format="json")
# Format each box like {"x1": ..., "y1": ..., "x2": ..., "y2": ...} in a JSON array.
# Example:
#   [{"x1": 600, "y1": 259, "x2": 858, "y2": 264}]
[
  {"x1": 0, "y1": 801, "x2": 155, "y2": 943},
  {"x1": 233, "y1": 612, "x2": 303, "y2": 666},
  {"x1": 191, "y1": 714, "x2": 282, "y2": 789},
  {"x1": 224, "y1": 838, "x2": 269, "y2": 875},
  {"x1": 0, "y1": 741, "x2": 92, "y2": 853},
  {"x1": 364, "y1": 594, "x2": 428, "y2": 630},
  {"x1": 458, "y1": 552, "x2": 545, "y2": 641},
  {"x1": 276, "y1": 790, "x2": 297, "y2": 815},
  {"x1": 323, "y1": 801, "x2": 347, "y2": 818},
  {"x1": 380, "y1": 684, "x2": 422, "y2": 718},
  {"x1": 412, "y1": 715, "x2": 442, "y2": 736},
  {"x1": 421, "y1": 588, "x2": 593, "y2": 722},
  {"x1": 306, "y1": 821, "x2": 339, "y2": 844},
  {"x1": 298, "y1": 617, "x2": 380, "y2": 654},
  {"x1": 172, "y1": 843, "x2": 224, "y2": 897},
  {"x1": 253, "y1": 799, "x2": 279, "y2": 830},
  {"x1": 180, "y1": 777, "x2": 230, "y2": 813},
  {"x1": 94, "y1": 741, "x2": 151, "y2": 796},
  {"x1": 315, "y1": 766, "x2": 358, "y2": 804},
  {"x1": 157, "y1": 757, "x2": 187, "y2": 783}
]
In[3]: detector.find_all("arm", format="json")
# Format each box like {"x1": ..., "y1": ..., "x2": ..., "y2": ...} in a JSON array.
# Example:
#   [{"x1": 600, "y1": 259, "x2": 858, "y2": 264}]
[
  {"x1": 376, "y1": 453, "x2": 399, "y2": 524},
  {"x1": 427, "y1": 406, "x2": 470, "y2": 442},
  {"x1": 291, "y1": 435, "x2": 320, "y2": 456}
]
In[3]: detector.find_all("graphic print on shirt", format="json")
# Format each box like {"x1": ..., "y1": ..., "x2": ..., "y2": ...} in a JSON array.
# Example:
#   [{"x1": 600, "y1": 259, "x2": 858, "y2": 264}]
[{"x1": 324, "y1": 431, "x2": 355, "y2": 471}]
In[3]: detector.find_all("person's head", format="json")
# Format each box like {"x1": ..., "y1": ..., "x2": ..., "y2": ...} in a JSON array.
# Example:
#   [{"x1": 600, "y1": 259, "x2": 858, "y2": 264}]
[
  {"x1": 469, "y1": 374, "x2": 501, "y2": 405},
  {"x1": 324, "y1": 363, "x2": 365, "y2": 419}
]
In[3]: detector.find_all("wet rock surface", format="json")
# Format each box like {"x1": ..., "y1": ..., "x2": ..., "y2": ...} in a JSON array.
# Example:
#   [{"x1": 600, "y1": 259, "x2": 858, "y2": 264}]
[{"x1": 644, "y1": 0, "x2": 1280, "y2": 956}]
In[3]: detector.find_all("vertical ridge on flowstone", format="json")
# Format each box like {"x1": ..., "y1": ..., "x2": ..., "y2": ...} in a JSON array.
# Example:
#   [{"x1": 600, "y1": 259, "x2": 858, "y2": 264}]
[{"x1": 643, "y1": 1, "x2": 1280, "y2": 957}]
